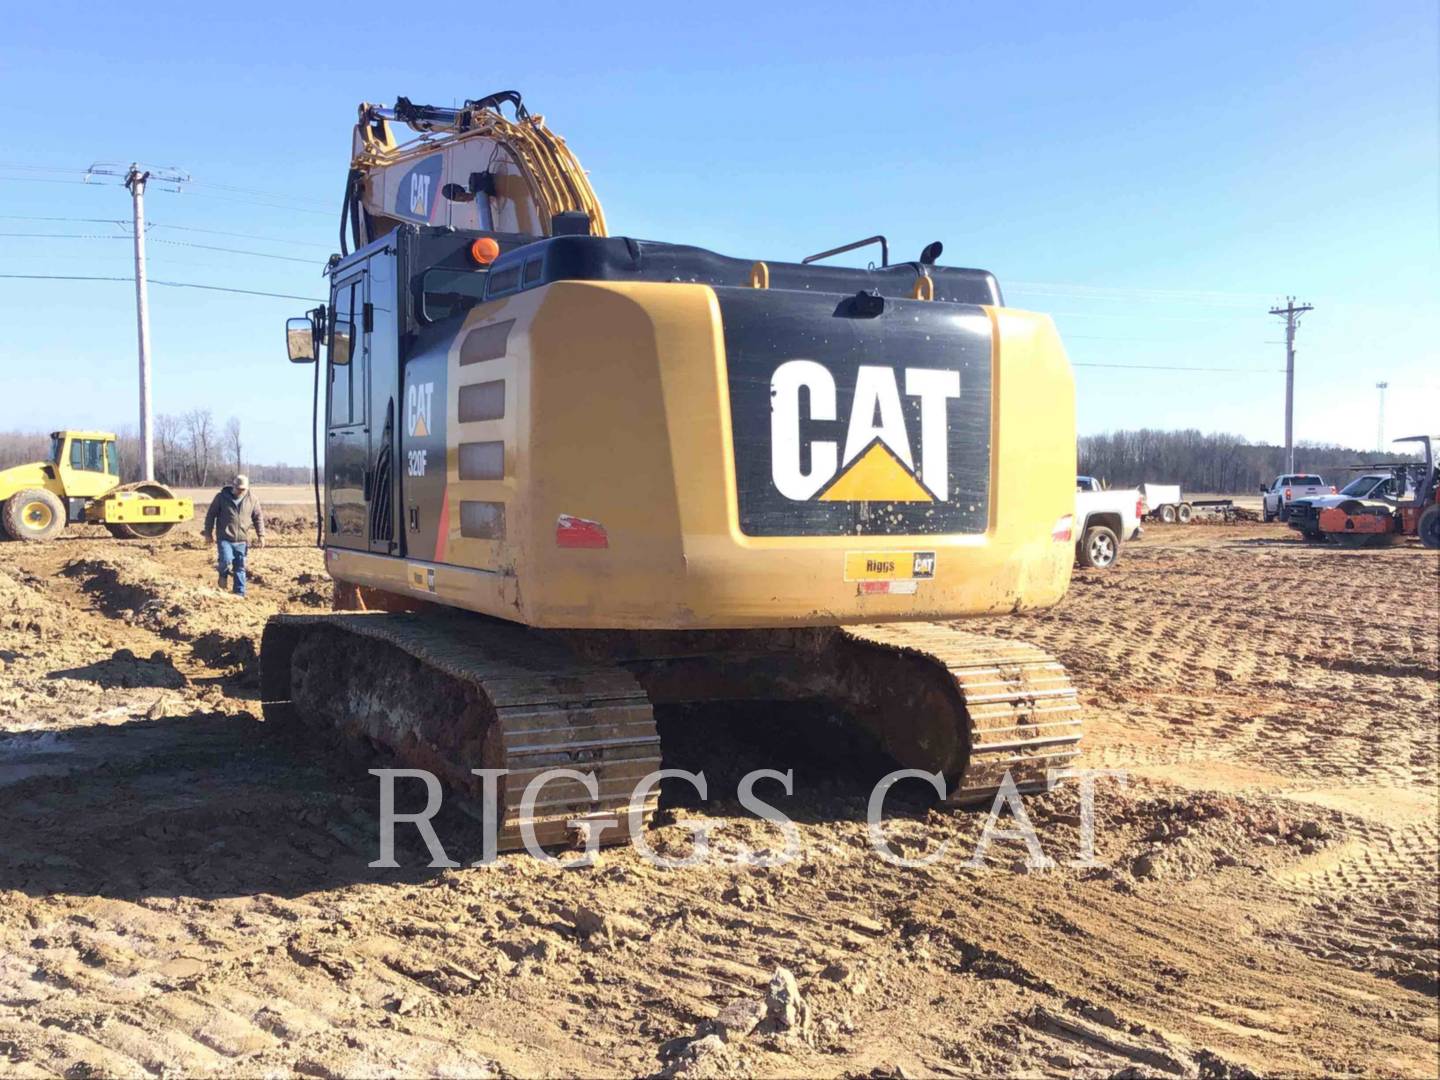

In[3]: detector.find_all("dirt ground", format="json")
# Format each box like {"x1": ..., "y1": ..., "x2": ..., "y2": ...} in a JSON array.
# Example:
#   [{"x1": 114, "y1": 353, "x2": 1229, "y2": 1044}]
[{"x1": 0, "y1": 515, "x2": 1435, "y2": 1078}]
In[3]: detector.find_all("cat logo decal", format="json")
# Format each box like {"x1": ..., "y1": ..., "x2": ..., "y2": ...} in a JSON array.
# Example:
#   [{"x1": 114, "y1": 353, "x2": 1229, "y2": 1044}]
[{"x1": 770, "y1": 360, "x2": 961, "y2": 503}]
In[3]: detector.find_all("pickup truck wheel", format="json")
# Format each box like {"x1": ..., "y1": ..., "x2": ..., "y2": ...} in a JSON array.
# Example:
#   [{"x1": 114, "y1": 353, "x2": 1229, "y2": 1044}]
[
  {"x1": 1176, "y1": 503, "x2": 1193, "y2": 524},
  {"x1": 1077, "y1": 525, "x2": 1120, "y2": 569},
  {"x1": 1278, "y1": 505, "x2": 1290, "y2": 523},
  {"x1": 2, "y1": 489, "x2": 66, "y2": 542},
  {"x1": 1158, "y1": 504, "x2": 1177, "y2": 524},
  {"x1": 1262, "y1": 504, "x2": 1274, "y2": 523},
  {"x1": 1418, "y1": 505, "x2": 1440, "y2": 550}
]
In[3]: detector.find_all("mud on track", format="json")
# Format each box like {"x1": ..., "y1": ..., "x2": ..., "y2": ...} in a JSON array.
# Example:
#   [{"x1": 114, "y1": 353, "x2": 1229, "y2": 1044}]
[{"x1": 0, "y1": 521, "x2": 1435, "y2": 1077}]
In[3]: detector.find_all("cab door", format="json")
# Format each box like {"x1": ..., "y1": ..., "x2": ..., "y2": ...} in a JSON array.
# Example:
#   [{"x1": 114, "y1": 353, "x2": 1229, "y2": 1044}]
[
  {"x1": 57, "y1": 436, "x2": 119, "y2": 500},
  {"x1": 326, "y1": 274, "x2": 369, "y2": 547},
  {"x1": 365, "y1": 251, "x2": 401, "y2": 555}
]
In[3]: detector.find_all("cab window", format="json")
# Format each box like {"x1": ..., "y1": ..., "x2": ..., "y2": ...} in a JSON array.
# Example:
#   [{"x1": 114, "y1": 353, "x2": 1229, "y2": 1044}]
[
  {"x1": 105, "y1": 442, "x2": 119, "y2": 476},
  {"x1": 328, "y1": 278, "x2": 360, "y2": 428},
  {"x1": 421, "y1": 268, "x2": 488, "y2": 322},
  {"x1": 69, "y1": 439, "x2": 107, "y2": 472}
]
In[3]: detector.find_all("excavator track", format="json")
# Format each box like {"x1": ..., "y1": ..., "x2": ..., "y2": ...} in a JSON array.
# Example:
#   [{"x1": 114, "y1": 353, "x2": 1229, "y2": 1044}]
[
  {"x1": 260, "y1": 612, "x2": 1080, "y2": 854},
  {"x1": 839, "y1": 626, "x2": 1083, "y2": 804},
  {"x1": 572, "y1": 622, "x2": 1083, "y2": 807},
  {"x1": 261, "y1": 613, "x2": 661, "y2": 852}
]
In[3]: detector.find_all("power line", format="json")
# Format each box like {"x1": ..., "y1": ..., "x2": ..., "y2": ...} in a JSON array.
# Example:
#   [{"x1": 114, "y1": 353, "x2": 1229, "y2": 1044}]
[
  {"x1": 149, "y1": 222, "x2": 332, "y2": 249},
  {"x1": 0, "y1": 163, "x2": 85, "y2": 174},
  {"x1": 0, "y1": 215, "x2": 332, "y2": 251},
  {"x1": 0, "y1": 214, "x2": 129, "y2": 224},
  {"x1": 1064, "y1": 332, "x2": 1270, "y2": 344},
  {"x1": 1048, "y1": 309, "x2": 1247, "y2": 325},
  {"x1": 151, "y1": 277, "x2": 322, "y2": 301},
  {"x1": 178, "y1": 187, "x2": 334, "y2": 216},
  {"x1": 149, "y1": 237, "x2": 320, "y2": 264},
  {"x1": 0, "y1": 273, "x2": 321, "y2": 302},
  {"x1": 0, "y1": 171, "x2": 333, "y2": 213},
  {"x1": 1073, "y1": 361, "x2": 1285, "y2": 373},
  {"x1": 1011, "y1": 280, "x2": 1271, "y2": 305},
  {"x1": 0, "y1": 174, "x2": 98, "y2": 186},
  {"x1": 0, "y1": 231, "x2": 129, "y2": 239},
  {"x1": 186, "y1": 178, "x2": 333, "y2": 210},
  {"x1": 3, "y1": 230, "x2": 323, "y2": 264}
]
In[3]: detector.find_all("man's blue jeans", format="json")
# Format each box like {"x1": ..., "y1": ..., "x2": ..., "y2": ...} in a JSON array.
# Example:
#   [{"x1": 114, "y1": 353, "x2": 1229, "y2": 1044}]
[{"x1": 217, "y1": 540, "x2": 248, "y2": 596}]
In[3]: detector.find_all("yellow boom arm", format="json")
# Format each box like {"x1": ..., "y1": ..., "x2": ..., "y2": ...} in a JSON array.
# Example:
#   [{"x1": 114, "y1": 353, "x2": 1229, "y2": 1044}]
[{"x1": 346, "y1": 92, "x2": 606, "y2": 250}]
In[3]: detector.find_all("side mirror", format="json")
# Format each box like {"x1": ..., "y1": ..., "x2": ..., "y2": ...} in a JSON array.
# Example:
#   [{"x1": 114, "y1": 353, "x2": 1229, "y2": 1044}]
[{"x1": 287, "y1": 317, "x2": 317, "y2": 364}]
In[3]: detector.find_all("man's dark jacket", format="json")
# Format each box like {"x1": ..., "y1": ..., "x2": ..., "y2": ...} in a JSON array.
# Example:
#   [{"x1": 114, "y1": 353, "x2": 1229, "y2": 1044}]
[{"x1": 203, "y1": 487, "x2": 265, "y2": 544}]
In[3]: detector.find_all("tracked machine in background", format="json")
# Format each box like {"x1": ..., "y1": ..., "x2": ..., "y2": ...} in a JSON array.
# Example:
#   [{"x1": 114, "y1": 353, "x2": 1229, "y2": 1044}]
[{"x1": 266, "y1": 92, "x2": 1083, "y2": 849}]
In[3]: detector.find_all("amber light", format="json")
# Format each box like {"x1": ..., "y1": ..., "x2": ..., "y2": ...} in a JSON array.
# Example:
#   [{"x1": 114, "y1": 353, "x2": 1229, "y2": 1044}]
[{"x1": 470, "y1": 237, "x2": 500, "y2": 265}]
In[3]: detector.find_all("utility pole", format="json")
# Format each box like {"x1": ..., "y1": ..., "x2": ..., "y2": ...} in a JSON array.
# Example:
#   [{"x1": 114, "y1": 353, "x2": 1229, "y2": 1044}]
[
  {"x1": 85, "y1": 161, "x2": 190, "y2": 482},
  {"x1": 1375, "y1": 381, "x2": 1388, "y2": 452},
  {"x1": 127, "y1": 167, "x2": 154, "y2": 481},
  {"x1": 1269, "y1": 297, "x2": 1314, "y2": 473}
]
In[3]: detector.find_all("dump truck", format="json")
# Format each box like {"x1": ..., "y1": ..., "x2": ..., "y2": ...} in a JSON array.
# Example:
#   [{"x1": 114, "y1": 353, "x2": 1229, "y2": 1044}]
[
  {"x1": 263, "y1": 92, "x2": 1084, "y2": 850},
  {"x1": 0, "y1": 430, "x2": 192, "y2": 541}
]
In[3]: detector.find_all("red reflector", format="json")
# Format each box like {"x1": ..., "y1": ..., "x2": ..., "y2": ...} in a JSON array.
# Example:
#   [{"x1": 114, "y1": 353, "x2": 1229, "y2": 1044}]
[
  {"x1": 856, "y1": 580, "x2": 919, "y2": 596},
  {"x1": 556, "y1": 514, "x2": 608, "y2": 549},
  {"x1": 1052, "y1": 514, "x2": 1074, "y2": 542}
]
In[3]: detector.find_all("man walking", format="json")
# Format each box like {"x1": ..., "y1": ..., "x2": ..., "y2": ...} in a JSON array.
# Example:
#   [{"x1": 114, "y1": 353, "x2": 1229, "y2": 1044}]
[{"x1": 202, "y1": 475, "x2": 265, "y2": 597}]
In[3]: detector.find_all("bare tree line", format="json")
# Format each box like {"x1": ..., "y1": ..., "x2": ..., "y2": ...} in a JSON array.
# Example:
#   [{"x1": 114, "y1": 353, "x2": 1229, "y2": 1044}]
[
  {"x1": 0, "y1": 417, "x2": 311, "y2": 486},
  {"x1": 1079, "y1": 429, "x2": 1421, "y2": 494},
  {"x1": 1, "y1": 421, "x2": 1416, "y2": 495}
]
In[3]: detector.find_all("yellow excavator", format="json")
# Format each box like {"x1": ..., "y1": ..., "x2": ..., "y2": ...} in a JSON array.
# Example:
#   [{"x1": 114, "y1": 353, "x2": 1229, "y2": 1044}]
[{"x1": 267, "y1": 92, "x2": 1082, "y2": 850}]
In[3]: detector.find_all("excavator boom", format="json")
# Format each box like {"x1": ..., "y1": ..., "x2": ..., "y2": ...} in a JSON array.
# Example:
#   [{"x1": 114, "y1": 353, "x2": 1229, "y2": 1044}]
[{"x1": 343, "y1": 91, "x2": 606, "y2": 253}]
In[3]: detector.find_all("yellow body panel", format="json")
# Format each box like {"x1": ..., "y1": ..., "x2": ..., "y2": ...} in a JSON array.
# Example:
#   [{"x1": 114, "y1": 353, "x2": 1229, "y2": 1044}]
[
  {"x1": 88, "y1": 493, "x2": 193, "y2": 524},
  {"x1": 0, "y1": 461, "x2": 62, "y2": 503},
  {"x1": 328, "y1": 281, "x2": 1076, "y2": 630}
]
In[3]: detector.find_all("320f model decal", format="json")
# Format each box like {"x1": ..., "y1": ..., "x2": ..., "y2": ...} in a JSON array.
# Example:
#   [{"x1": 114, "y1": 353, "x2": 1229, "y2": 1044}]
[{"x1": 720, "y1": 290, "x2": 992, "y2": 537}]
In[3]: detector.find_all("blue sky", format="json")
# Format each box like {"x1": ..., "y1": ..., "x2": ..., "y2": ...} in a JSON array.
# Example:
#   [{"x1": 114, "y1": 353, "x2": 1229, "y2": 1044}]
[{"x1": 1, "y1": 0, "x2": 1436, "y2": 466}]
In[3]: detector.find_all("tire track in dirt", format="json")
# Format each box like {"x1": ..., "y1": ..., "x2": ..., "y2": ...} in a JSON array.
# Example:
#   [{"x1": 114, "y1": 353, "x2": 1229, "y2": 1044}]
[{"x1": 1, "y1": 523, "x2": 1436, "y2": 1077}]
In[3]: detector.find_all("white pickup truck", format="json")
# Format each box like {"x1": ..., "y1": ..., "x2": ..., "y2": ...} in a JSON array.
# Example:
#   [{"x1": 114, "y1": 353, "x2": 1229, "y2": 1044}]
[
  {"x1": 1075, "y1": 476, "x2": 1145, "y2": 569},
  {"x1": 1260, "y1": 473, "x2": 1333, "y2": 522}
]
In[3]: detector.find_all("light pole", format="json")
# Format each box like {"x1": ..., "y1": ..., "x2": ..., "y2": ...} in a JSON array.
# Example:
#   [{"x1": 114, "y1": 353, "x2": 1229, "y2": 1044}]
[{"x1": 1376, "y1": 381, "x2": 1388, "y2": 452}]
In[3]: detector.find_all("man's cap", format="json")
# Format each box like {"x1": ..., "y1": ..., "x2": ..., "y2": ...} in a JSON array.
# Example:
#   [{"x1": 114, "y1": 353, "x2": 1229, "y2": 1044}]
[{"x1": 232, "y1": 474, "x2": 249, "y2": 491}]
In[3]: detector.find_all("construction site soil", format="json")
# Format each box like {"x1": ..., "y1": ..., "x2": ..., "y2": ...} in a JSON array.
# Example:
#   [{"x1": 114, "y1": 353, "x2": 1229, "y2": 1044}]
[{"x1": 0, "y1": 515, "x2": 1435, "y2": 1078}]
